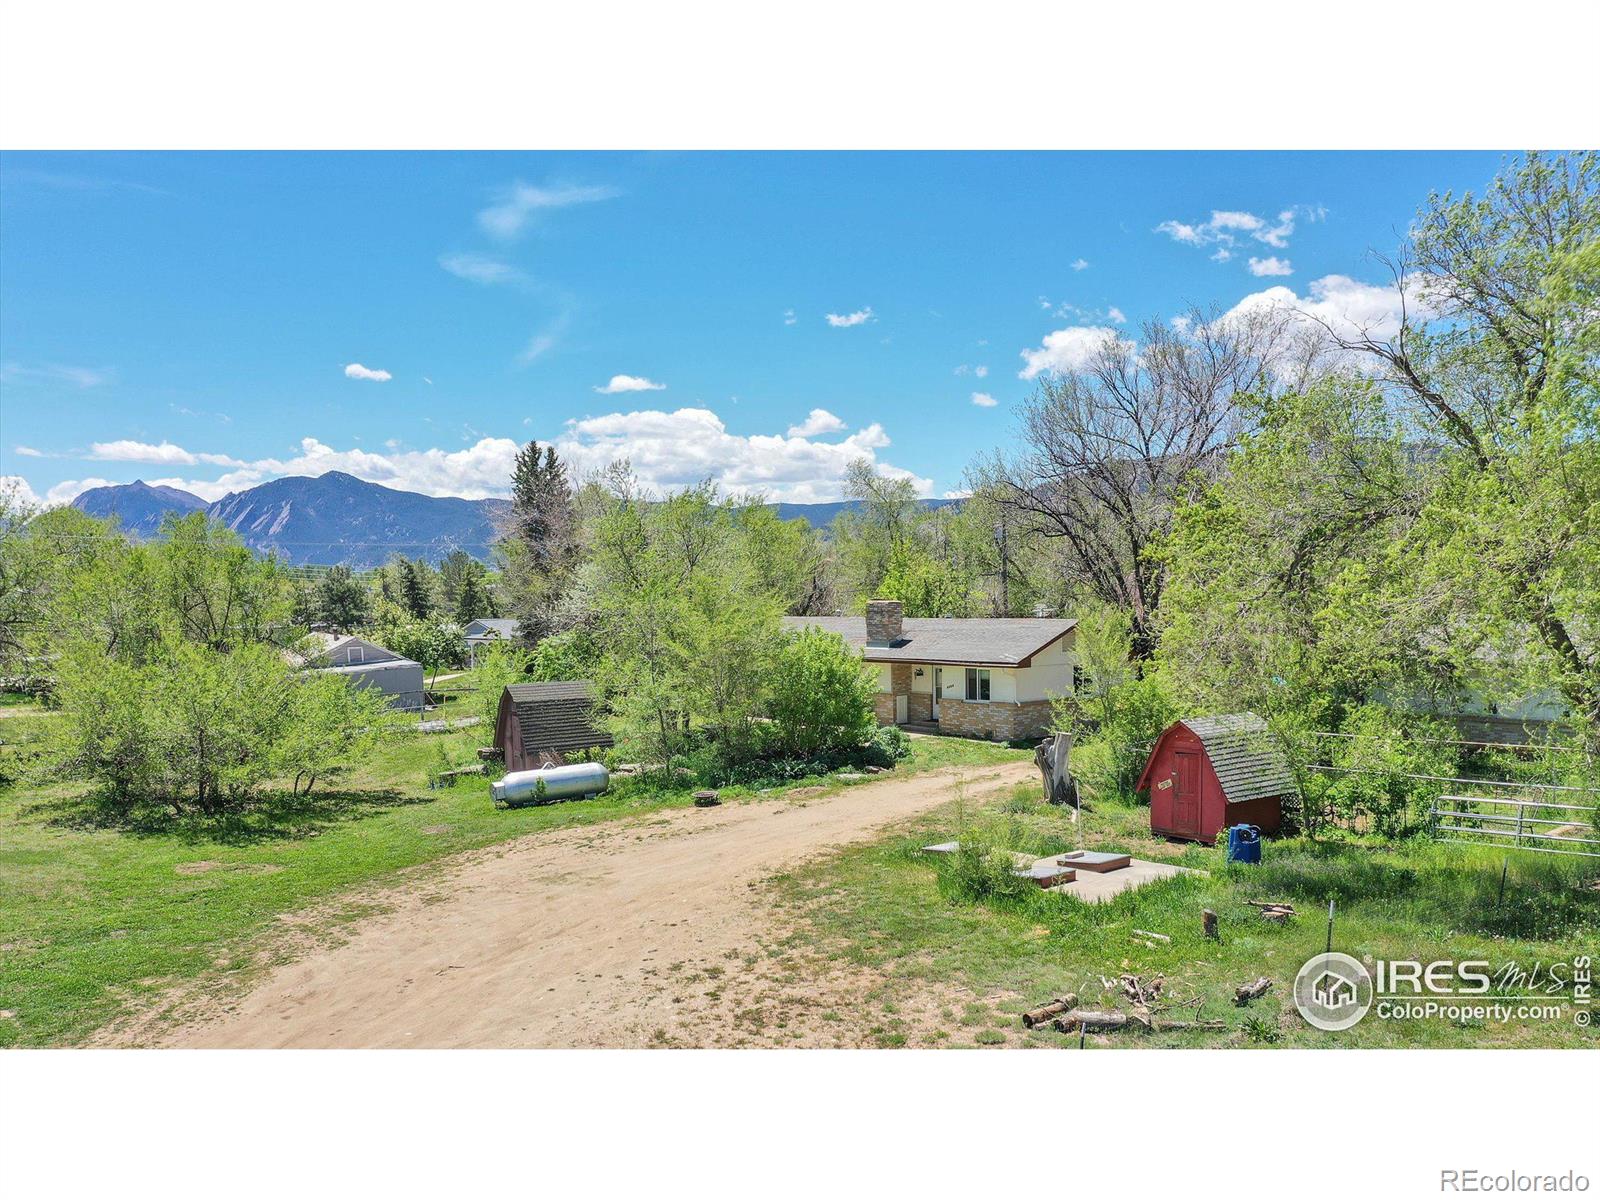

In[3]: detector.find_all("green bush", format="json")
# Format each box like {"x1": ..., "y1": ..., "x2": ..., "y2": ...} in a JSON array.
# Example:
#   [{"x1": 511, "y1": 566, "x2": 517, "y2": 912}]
[
  {"x1": 53, "y1": 640, "x2": 390, "y2": 816},
  {"x1": 865, "y1": 724, "x2": 911, "y2": 766},
  {"x1": 766, "y1": 627, "x2": 878, "y2": 759},
  {"x1": 937, "y1": 837, "x2": 1034, "y2": 906},
  {"x1": 1302, "y1": 704, "x2": 1458, "y2": 836},
  {"x1": 1054, "y1": 673, "x2": 1178, "y2": 802}
]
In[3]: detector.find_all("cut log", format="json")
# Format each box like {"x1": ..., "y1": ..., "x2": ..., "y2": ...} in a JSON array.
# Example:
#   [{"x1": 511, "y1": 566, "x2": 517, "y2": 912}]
[
  {"x1": 1021, "y1": 994, "x2": 1079, "y2": 1028},
  {"x1": 692, "y1": 790, "x2": 721, "y2": 807},
  {"x1": 1052, "y1": 1009, "x2": 1152, "y2": 1034},
  {"x1": 1154, "y1": 1019, "x2": 1229, "y2": 1033},
  {"x1": 1202, "y1": 909, "x2": 1219, "y2": 939},
  {"x1": 1245, "y1": 900, "x2": 1297, "y2": 910},
  {"x1": 1233, "y1": 977, "x2": 1274, "y2": 1006}
]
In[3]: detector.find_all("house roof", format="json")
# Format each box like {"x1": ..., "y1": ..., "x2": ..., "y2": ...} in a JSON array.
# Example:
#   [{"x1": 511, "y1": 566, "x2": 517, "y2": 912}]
[
  {"x1": 287, "y1": 633, "x2": 406, "y2": 669},
  {"x1": 501, "y1": 681, "x2": 614, "y2": 754},
  {"x1": 779, "y1": 615, "x2": 1076, "y2": 667},
  {"x1": 1154, "y1": 712, "x2": 1297, "y2": 804},
  {"x1": 465, "y1": 618, "x2": 519, "y2": 640}
]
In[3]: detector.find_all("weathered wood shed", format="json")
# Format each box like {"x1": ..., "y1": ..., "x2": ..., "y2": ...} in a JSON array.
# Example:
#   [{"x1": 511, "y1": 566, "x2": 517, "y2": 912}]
[
  {"x1": 1137, "y1": 712, "x2": 1293, "y2": 842},
  {"x1": 494, "y1": 681, "x2": 613, "y2": 772}
]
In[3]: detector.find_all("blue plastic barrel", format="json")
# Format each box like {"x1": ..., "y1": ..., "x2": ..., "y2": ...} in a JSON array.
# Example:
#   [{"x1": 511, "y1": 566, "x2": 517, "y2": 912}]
[{"x1": 1226, "y1": 824, "x2": 1262, "y2": 864}]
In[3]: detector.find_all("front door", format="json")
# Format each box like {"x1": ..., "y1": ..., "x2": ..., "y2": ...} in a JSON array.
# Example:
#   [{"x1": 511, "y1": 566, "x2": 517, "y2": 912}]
[
  {"x1": 931, "y1": 668, "x2": 942, "y2": 720},
  {"x1": 1173, "y1": 750, "x2": 1201, "y2": 838}
]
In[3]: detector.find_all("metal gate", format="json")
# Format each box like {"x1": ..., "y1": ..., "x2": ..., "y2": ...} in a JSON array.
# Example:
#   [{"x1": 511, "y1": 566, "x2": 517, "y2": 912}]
[{"x1": 1430, "y1": 788, "x2": 1600, "y2": 859}]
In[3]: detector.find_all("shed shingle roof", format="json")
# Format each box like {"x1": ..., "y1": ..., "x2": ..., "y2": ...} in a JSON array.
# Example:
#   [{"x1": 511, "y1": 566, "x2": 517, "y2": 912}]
[
  {"x1": 1179, "y1": 712, "x2": 1296, "y2": 804},
  {"x1": 503, "y1": 681, "x2": 613, "y2": 755},
  {"x1": 779, "y1": 615, "x2": 1075, "y2": 666}
]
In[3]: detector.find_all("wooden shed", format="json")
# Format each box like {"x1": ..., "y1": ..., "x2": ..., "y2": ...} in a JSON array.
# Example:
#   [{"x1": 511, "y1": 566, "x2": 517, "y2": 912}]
[
  {"x1": 1137, "y1": 712, "x2": 1293, "y2": 842},
  {"x1": 494, "y1": 681, "x2": 613, "y2": 772}
]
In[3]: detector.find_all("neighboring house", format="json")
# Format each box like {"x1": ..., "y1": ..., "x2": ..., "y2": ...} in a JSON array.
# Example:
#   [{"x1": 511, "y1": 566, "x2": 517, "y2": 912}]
[
  {"x1": 782, "y1": 599, "x2": 1077, "y2": 741},
  {"x1": 1137, "y1": 712, "x2": 1293, "y2": 842},
  {"x1": 463, "y1": 618, "x2": 520, "y2": 666},
  {"x1": 289, "y1": 632, "x2": 426, "y2": 711},
  {"x1": 494, "y1": 681, "x2": 614, "y2": 771}
]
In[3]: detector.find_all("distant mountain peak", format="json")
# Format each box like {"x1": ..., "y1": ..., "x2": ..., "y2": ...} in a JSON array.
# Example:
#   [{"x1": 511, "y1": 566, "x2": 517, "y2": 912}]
[{"x1": 71, "y1": 471, "x2": 504, "y2": 567}]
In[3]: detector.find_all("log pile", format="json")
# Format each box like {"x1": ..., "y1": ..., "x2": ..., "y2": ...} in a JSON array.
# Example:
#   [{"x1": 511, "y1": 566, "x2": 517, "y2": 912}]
[{"x1": 1247, "y1": 900, "x2": 1297, "y2": 923}]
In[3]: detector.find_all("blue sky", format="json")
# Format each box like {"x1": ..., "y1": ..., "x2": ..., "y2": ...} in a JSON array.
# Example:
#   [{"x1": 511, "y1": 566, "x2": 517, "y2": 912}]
[{"x1": 0, "y1": 151, "x2": 1513, "y2": 507}]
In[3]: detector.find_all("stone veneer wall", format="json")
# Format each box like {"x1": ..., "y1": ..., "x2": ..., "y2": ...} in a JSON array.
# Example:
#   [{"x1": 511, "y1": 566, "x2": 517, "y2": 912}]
[
  {"x1": 873, "y1": 661, "x2": 917, "y2": 725},
  {"x1": 936, "y1": 698, "x2": 1055, "y2": 741}
]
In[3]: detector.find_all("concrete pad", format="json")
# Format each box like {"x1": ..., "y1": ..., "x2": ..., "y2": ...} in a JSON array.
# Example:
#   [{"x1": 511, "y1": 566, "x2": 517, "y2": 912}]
[
  {"x1": 1043, "y1": 857, "x2": 1205, "y2": 903},
  {"x1": 921, "y1": 841, "x2": 962, "y2": 855}
]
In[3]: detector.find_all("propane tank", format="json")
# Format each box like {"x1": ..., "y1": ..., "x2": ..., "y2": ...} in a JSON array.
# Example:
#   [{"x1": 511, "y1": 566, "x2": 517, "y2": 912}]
[{"x1": 491, "y1": 761, "x2": 610, "y2": 806}]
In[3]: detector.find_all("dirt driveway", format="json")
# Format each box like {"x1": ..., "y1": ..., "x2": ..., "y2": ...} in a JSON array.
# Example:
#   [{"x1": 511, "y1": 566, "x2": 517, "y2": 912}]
[{"x1": 114, "y1": 760, "x2": 1033, "y2": 1048}]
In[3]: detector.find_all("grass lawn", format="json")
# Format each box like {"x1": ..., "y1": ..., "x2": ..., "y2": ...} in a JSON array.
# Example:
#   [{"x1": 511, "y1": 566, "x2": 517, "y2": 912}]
[
  {"x1": 769, "y1": 779, "x2": 1600, "y2": 1048},
  {"x1": 0, "y1": 700, "x2": 1018, "y2": 1048}
]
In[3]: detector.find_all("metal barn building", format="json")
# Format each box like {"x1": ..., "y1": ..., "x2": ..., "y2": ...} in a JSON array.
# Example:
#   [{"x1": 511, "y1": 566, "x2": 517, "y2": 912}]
[{"x1": 1137, "y1": 712, "x2": 1294, "y2": 842}]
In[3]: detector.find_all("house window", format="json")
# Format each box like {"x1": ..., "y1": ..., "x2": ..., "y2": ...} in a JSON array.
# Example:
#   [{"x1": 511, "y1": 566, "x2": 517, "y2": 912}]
[{"x1": 964, "y1": 668, "x2": 990, "y2": 702}]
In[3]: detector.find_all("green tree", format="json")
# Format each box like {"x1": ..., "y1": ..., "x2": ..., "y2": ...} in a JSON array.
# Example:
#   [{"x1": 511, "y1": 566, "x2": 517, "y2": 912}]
[
  {"x1": 501, "y1": 440, "x2": 577, "y2": 643},
  {"x1": 315, "y1": 565, "x2": 371, "y2": 631},
  {"x1": 1295, "y1": 152, "x2": 1600, "y2": 744},
  {"x1": 394, "y1": 557, "x2": 437, "y2": 619},
  {"x1": 271, "y1": 673, "x2": 391, "y2": 796},
  {"x1": 766, "y1": 627, "x2": 877, "y2": 758}
]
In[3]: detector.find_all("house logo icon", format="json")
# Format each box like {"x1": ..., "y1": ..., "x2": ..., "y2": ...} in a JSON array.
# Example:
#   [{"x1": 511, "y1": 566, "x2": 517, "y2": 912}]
[{"x1": 1293, "y1": 952, "x2": 1373, "y2": 1031}]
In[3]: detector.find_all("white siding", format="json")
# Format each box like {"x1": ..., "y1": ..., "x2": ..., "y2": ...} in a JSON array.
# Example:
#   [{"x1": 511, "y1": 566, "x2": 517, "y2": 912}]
[{"x1": 1015, "y1": 632, "x2": 1074, "y2": 702}]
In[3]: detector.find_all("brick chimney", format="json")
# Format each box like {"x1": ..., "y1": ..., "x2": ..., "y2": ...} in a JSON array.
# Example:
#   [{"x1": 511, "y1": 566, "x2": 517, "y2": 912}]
[{"x1": 865, "y1": 599, "x2": 904, "y2": 646}]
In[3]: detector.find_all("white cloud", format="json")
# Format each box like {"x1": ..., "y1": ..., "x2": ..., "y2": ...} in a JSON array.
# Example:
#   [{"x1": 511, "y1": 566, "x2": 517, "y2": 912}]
[
  {"x1": 974, "y1": 364, "x2": 989, "y2": 378},
  {"x1": 942, "y1": 488, "x2": 972, "y2": 500},
  {"x1": 438, "y1": 253, "x2": 525, "y2": 285},
  {"x1": 1018, "y1": 326, "x2": 1127, "y2": 379},
  {"x1": 343, "y1": 363, "x2": 392, "y2": 382},
  {"x1": 1223, "y1": 273, "x2": 1422, "y2": 344},
  {"x1": 477, "y1": 181, "x2": 620, "y2": 240},
  {"x1": 88, "y1": 440, "x2": 244, "y2": 467},
  {"x1": 825, "y1": 307, "x2": 875, "y2": 328},
  {"x1": 1, "y1": 476, "x2": 42, "y2": 507},
  {"x1": 1071, "y1": 258, "x2": 1090, "y2": 271},
  {"x1": 24, "y1": 407, "x2": 933, "y2": 509},
  {"x1": 1157, "y1": 206, "x2": 1320, "y2": 258},
  {"x1": 553, "y1": 407, "x2": 930, "y2": 502},
  {"x1": 783, "y1": 309, "x2": 797, "y2": 325},
  {"x1": 594, "y1": 374, "x2": 666, "y2": 395},
  {"x1": 0, "y1": 362, "x2": 113, "y2": 388},
  {"x1": 1248, "y1": 256, "x2": 1294, "y2": 277},
  {"x1": 786, "y1": 408, "x2": 847, "y2": 437},
  {"x1": 150, "y1": 437, "x2": 523, "y2": 504},
  {"x1": 970, "y1": 392, "x2": 998, "y2": 408},
  {"x1": 14, "y1": 446, "x2": 45, "y2": 458},
  {"x1": 1106, "y1": 307, "x2": 1127, "y2": 325}
]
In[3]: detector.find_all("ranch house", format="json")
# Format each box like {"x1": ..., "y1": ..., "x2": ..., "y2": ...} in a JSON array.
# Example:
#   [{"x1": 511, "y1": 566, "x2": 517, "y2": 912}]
[{"x1": 782, "y1": 599, "x2": 1077, "y2": 741}]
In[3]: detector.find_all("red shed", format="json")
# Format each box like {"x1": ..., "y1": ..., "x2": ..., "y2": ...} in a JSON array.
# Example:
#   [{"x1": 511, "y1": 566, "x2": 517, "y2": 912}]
[{"x1": 1137, "y1": 712, "x2": 1293, "y2": 842}]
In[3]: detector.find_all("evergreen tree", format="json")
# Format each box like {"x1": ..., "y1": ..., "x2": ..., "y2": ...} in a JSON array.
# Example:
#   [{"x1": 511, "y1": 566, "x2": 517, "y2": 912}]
[{"x1": 503, "y1": 440, "x2": 577, "y2": 642}]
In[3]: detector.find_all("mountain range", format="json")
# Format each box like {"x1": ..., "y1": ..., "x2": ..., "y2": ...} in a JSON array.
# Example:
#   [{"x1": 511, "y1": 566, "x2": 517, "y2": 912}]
[{"x1": 71, "y1": 473, "x2": 961, "y2": 567}]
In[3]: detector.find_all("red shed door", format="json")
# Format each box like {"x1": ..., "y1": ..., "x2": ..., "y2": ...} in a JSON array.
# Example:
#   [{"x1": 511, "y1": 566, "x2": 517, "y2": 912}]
[{"x1": 1172, "y1": 750, "x2": 1202, "y2": 839}]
